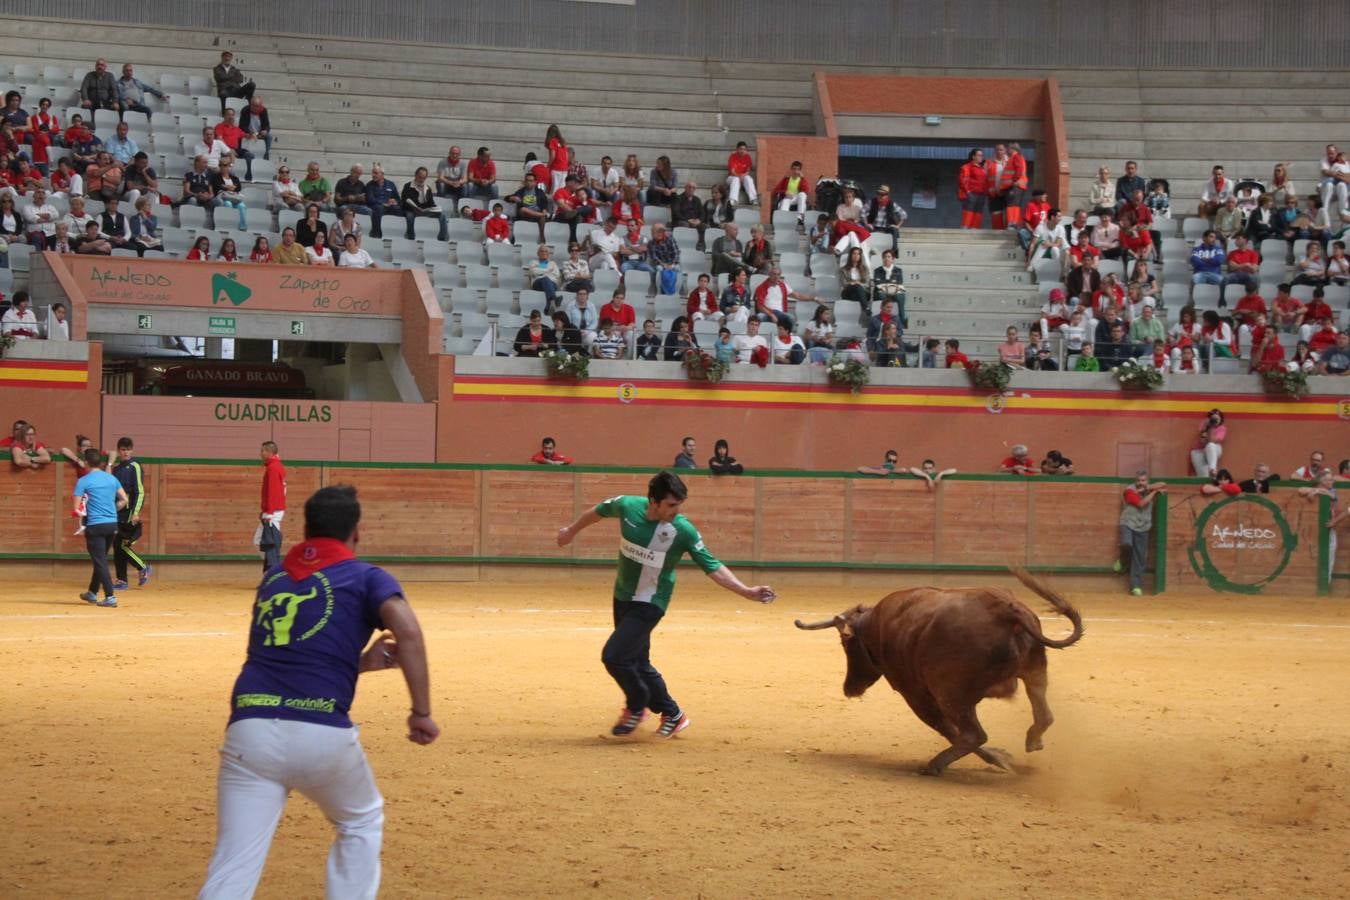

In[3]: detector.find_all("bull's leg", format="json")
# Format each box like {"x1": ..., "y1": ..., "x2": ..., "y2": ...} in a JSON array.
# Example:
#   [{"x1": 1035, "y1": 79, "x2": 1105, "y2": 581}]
[
  {"x1": 1022, "y1": 663, "x2": 1054, "y2": 753},
  {"x1": 920, "y1": 705, "x2": 989, "y2": 776}
]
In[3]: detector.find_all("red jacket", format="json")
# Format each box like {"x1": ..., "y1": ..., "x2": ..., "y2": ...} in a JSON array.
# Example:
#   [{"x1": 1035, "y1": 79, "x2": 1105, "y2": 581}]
[
  {"x1": 484, "y1": 214, "x2": 511, "y2": 241},
  {"x1": 772, "y1": 173, "x2": 808, "y2": 196},
  {"x1": 727, "y1": 151, "x2": 753, "y2": 177},
  {"x1": 958, "y1": 163, "x2": 987, "y2": 200},
  {"x1": 1024, "y1": 200, "x2": 1051, "y2": 230},
  {"x1": 261, "y1": 455, "x2": 287, "y2": 514},
  {"x1": 687, "y1": 287, "x2": 718, "y2": 318}
]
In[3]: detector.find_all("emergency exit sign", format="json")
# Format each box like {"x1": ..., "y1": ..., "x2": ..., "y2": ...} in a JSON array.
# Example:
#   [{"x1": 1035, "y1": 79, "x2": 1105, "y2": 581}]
[
  {"x1": 137, "y1": 314, "x2": 153, "y2": 330},
  {"x1": 290, "y1": 320, "x2": 305, "y2": 336},
  {"x1": 208, "y1": 315, "x2": 236, "y2": 335}
]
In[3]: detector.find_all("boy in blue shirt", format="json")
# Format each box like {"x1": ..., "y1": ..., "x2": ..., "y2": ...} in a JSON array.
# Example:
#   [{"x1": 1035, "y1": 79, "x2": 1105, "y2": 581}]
[{"x1": 72, "y1": 447, "x2": 127, "y2": 607}]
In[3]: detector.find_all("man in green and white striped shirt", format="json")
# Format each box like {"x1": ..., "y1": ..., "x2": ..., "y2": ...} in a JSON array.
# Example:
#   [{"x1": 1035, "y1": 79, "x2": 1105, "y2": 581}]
[{"x1": 557, "y1": 471, "x2": 776, "y2": 738}]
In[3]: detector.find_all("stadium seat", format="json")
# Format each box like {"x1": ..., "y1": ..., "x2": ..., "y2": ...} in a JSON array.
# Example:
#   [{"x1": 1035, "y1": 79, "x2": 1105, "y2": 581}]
[
  {"x1": 812, "y1": 274, "x2": 840, "y2": 299},
  {"x1": 733, "y1": 207, "x2": 761, "y2": 229},
  {"x1": 411, "y1": 215, "x2": 444, "y2": 241},
  {"x1": 1181, "y1": 218, "x2": 1209, "y2": 241},
  {"x1": 158, "y1": 72, "x2": 187, "y2": 93},
  {"x1": 277, "y1": 209, "x2": 302, "y2": 233},
  {"x1": 1290, "y1": 285, "x2": 1316, "y2": 302},
  {"x1": 445, "y1": 218, "x2": 477, "y2": 242},
  {"x1": 177, "y1": 204, "x2": 208, "y2": 229},
  {"x1": 484, "y1": 289, "x2": 517, "y2": 316},
  {"x1": 1097, "y1": 259, "x2": 1124, "y2": 281},
  {"x1": 653, "y1": 296, "x2": 683, "y2": 323},
  {"x1": 771, "y1": 210, "x2": 800, "y2": 235},
  {"x1": 692, "y1": 318, "x2": 721, "y2": 340},
  {"x1": 542, "y1": 222, "x2": 571, "y2": 247},
  {"x1": 519, "y1": 290, "x2": 549, "y2": 315},
  {"x1": 464, "y1": 264, "x2": 495, "y2": 289},
  {"x1": 779, "y1": 251, "x2": 807, "y2": 276},
  {"x1": 451, "y1": 287, "x2": 481, "y2": 312},
  {"x1": 1191, "y1": 284, "x2": 1221, "y2": 310},
  {"x1": 389, "y1": 238, "x2": 422, "y2": 263},
  {"x1": 1291, "y1": 239, "x2": 1310, "y2": 261},
  {"x1": 486, "y1": 241, "x2": 519, "y2": 271},
  {"x1": 1161, "y1": 237, "x2": 1189, "y2": 260},
  {"x1": 454, "y1": 240, "x2": 484, "y2": 266},
  {"x1": 1259, "y1": 238, "x2": 1285, "y2": 261},
  {"x1": 512, "y1": 220, "x2": 543, "y2": 243},
  {"x1": 1325, "y1": 285, "x2": 1350, "y2": 306},
  {"x1": 1161, "y1": 282, "x2": 1190, "y2": 308},
  {"x1": 593, "y1": 269, "x2": 621, "y2": 295},
  {"x1": 1033, "y1": 258, "x2": 1062, "y2": 283},
  {"x1": 673, "y1": 226, "x2": 700, "y2": 248},
  {"x1": 458, "y1": 312, "x2": 491, "y2": 339},
  {"x1": 642, "y1": 206, "x2": 671, "y2": 225}
]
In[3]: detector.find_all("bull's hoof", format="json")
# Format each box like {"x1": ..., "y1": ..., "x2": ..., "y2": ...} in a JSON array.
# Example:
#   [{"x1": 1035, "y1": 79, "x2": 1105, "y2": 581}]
[
  {"x1": 919, "y1": 763, "x2": 945, "y2": 777},
  {"x1": 1025, "y1": 735, "x2": 1045, "y2": 753},
  {"x1": 982, "y1": 747, "x2": 1015, "y2": 771}
]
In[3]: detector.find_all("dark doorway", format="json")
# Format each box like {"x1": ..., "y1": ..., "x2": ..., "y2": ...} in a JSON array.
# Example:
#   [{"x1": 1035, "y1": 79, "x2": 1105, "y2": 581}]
[{"x1": 837, "y1": 140, "x2": 1036, "y2": 229}]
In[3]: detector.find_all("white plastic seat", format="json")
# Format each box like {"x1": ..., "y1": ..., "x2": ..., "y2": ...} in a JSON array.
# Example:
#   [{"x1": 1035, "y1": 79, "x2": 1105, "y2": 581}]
[
  {"x1": 486, "y1": 242, "x2": 519, "y2": 272},
  {"x1": 673, "y1": 226, "x2": 700, "y2": 247},
  {"x1": 451, "y1": 287, "x2": 480, "y2": 311},
  {"x1": 454, "y1": 240, "x2": 483, "y2": 266},
  {"x1": 1191, "y1": 283, "x2": 1221, "y2": 310},
  {"x1": 1181, "y1": 218, "x2": 1209, "y2": 241},
  {"x1": 642, "y1": 205, "x2": 671, "y2": 225},
  {"x1": 464, "y1": 264, "x2": 495, "y2": 289},
  {"x1": 733, "y1": 207, "x2": 761, "y2": 228},
  {"x1": 519, "y1": 290, "x2": 549, "y2": 315},
  {"x1": 484, "y1": 288, "x2": 516, "y2": 316}
]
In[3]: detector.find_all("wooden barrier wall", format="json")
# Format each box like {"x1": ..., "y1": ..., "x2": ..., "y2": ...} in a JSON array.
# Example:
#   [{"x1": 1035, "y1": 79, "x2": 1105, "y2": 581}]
[{"x1": 4, "y1": 461, "x2": 1336, "y2": 594}]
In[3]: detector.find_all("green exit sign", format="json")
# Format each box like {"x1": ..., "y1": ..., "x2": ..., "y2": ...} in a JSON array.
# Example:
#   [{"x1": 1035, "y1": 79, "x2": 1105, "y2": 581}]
[
  {"x1": 208, "y1": 315, "x2": 236, "y2": 335},
  {"x1": 290, "y1": 320, "x2": 305, "y2": 336},
  {"x1": 137, "y1": 313, "x2": 153, "y2": 330}
]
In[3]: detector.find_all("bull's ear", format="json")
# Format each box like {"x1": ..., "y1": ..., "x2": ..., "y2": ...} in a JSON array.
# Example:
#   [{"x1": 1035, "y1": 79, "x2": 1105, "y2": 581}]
[{"x1": 839, "y1": 622, "x2": 855, "y2": 640}]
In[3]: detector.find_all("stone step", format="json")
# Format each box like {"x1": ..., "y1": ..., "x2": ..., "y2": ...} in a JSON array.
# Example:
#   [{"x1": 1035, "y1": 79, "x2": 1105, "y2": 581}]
[
  {"x1": 1069, "y1": 121, "x2": 1339, "y2": 142},
  {"x1": 1063, "y1": 102, "x2": 1350, "y2": 123},
  {"x1": 317, "y1": 133, "x2": 752, "y2": 169},
  {"x1": 1066, "y1": 139, "x2": 1342, "y2": 161},
  {"x1": 902, "y1": 267, "x2": 1035, "y2": 289},
  {"x1": 1060, "y1": 84, "x2": 1350, "y2": 104},
  {"x1": 897, "y1": 243, "x2": 1023, "y2": 264}
]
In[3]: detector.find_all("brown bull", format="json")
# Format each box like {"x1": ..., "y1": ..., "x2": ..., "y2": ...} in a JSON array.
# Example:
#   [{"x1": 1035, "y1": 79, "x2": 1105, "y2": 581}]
[{"x1": 795, "y1": 568, "x2": 1083, "y2": 775}]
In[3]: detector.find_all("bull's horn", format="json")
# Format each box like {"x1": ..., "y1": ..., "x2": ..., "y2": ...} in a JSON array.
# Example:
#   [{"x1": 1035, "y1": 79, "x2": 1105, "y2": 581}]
[{"x1": 794, "y1": 616, "x2": 840, "y2": 631}]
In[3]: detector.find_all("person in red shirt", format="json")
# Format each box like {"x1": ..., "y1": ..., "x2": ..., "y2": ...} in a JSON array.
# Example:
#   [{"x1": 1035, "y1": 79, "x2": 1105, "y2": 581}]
[
  {"x1": 551, "y1": 174, "x2": 595, "y2": 243},
  {"x1": 1249, "y1": 327, "x2": 1286, "y2": 373},
  {"x1": 687, "y1": 273, "x2": 719, "y2": 320},
  {"x1": 725, "y1": 141, "x2": 757, "y2": 206},
  {"x1": 957, "y1": 149, "x2": 988, "y2": 229},
  {"x1": 1223, "y1": 233, "x2": 1260, "y2": 300},
  {"x1": 213, "y1": 107, "x2": 254, "y2": 180},
  {"x1": 1299, "y1": 288, "x2": 1335, "y2": 342},
  {"x1": 482, "y1": 203, "x2": 510, "y2": 244},
  {"x1": 1020, "y1": 188, "x2": 1052, "y2": 249},
  {"x1": 531, "y1": 436, "x2": 573, "y2": 466},
  {"x1": 467, "y1": 146, "x2": 498, "y2": 200},
  {"x1": 1201, "y1": 469, "x2": 1243, "y2": 496},
  {"x1": 1120, "y1": 222, "x2": 1153, "y2": 267},
  {"x1": 1092, "y1": 274, "x2": 1126, "y2": 318},
  {"x1": 0, "y1": 418, "x2": 26, "y2": 452},
  {"x1": 604, "y1": 289, "x2": 637, "y2": 339},
  {"x1": 1269, "y1": 282, "x2": 1302, "y2": 333},
  {"x1": 544, "y1": 125, "x2": 570, "y2": 194},
  {"x1": 943, "y1": 338, "x2": 970, "y2": 368},
  {"x1": 1308, "y1": 317, "x2": 1339, "y2": 353},
  {"x1": 1068, "y1": 230, "x2": 1101, "y2": 268},
  {"x1": 1230, "y1": 282, "x2": 1267, "y2": 343},
  {"x1": 259, "y1": 440, "x2": 287, "y2": 572},
  {"x1": 998, "y1": 444, "x2": 1039, "y2": 476}
]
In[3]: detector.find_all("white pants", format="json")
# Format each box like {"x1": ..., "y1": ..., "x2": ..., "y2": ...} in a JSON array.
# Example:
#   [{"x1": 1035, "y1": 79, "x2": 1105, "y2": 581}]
[
  {"x1": 727, "y1": 174, "x2": 757, "y2": 204},
  {"x1": 199, "y1": 718, "x2": 384, "y2": 900},
  {"x1": 551, "y1": 170, "x2": 567, "y2": 193},
  {"x1": 778, "y1": 192, "x2": 808, "y2": 215},
  {"x1": 589, "y1": 251, "x2": 618, "y2": 272},
  {"x1": 833, "y1": 233, "x2": 874, "y2": 271},
  {"x1": 1319, "y1": 178, "x2": 1347, "y2": 213},
  {"x1": 1190, "y1": 442, "x2": 1222, "y2": 478},
  {"x1": 123, "y1": 189, "x2": 163, "y2": 209}
]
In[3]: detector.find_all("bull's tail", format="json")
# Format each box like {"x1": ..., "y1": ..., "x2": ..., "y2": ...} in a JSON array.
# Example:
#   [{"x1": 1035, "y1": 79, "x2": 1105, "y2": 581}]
[{"x1": 1009, "y1": 566, "x2": 1084, "y2": 649}]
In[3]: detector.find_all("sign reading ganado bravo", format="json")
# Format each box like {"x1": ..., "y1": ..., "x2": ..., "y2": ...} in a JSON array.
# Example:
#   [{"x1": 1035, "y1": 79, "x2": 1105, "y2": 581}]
[
  {"x1": 1187, "y1": 494, "x2": 1298, "y2": 594},
  {"x1": 61, "y1": 257, "x2": 407, "y2": 316}
]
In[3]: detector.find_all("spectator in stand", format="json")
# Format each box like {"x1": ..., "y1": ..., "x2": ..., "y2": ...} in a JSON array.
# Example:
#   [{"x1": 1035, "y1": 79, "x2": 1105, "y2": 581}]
[
  {"x1": 66, "y1": 115, "x2": 101, "y2": 171},
  {"x1": 1250, "y1": 325, "x2": 1286, "y2": 373},
  {"x1": 1067, "y1": 254, "x2": 1102, "y2": 308},
  {"x1": 121, "y1": 152, "x2": 160, "y2": 208},
  {"x1": 1214, "y1": 196, "x2": 1244, "y2": 243},
  {"x1": 619, "y1": 154, "x2": 645, "y2": 194},
  {"x1": 1287, "y1": 340, "x2": 1317, "y2": 372},
  {"x1": 664, "y1": 316, "x2": 699, "y2": 362},
  {"x1": 531, "y1": 437, "x2": 573, "y2": 465},
  {"x1": 212, "y1": 158, "x2": 247, "y2": 230},
  {"x1": 710, "y1": 221, "x2": 745, "y2": 277},
  {"x1": 1240, "y1": 463, "x2": 1279, "y2": 494},
  {"x1": 708, "y1": 440, "x2": 744, "y2": 475},
  {"x1": 1223, "y1": 233, "x2": 1260, "y2": 299},
  {"x1": 1025, "y1": 207, "x2": 1065, "y2": 271},
  {"x1": 618, "y1": 220, "x2": 652, "y2": 286},
  {"x1": 273, "y1": 227, "x2": 308, "y2": 265},
  {"x1": 671, "y1": 437, "x2": 699, "y2": 469},
  {"x1": 561, "y1": 242, "x2": 593, "y2": 293},
  {"x1": 129, "y1": 196, "x2": 161, "y2": 255},
  {"x1": 1129, "y1": 303, "x2": 1166, "y2": 351},
  {"x1": 839, "y1": 246, "x2": 871, "y2": 306},
  {"x1": 864, "y1": 184, "x2": 907, "y2": 251},
  {"x1": 1086, "y1": 165, "x2": 1114, "y2": 216},
  {"x1": 755, "y1": 266, "x2": 816, "y2": 332},
  {"x1": 725, "y1": 141, "x2": 756, "y2": 206},
  {"x1": 1265, "y1": 162, "x2": 1295, "y2": 208},
  {"x1": 647, "y1": 223, "x2": 681, "y2": 295},
  {"x1": 329, "y1": 205, "x2": 363, "y2": 252},
  {"x1": 719, "y1": 268, "x2": 752, "y2": 324},
  {"x1": 431, "y1": 145, "x2": 465, "y2": 199},
  {"x1": 296, "y1": 161, "x2": 331, "y2": 209},
  {"x1": 997, "y1": 326, "x2": 1026, "y2": 367},
  {"x1": 1230, "y1": 282, "x2": 1267, "y2": 344},
  {"x1": 1298, "y1": 287, "x2": 1335, "y2": 342},
  {"x1": 589, "y1": 155, "x2": 620, "y2": 203},
  {"x1": 1198, "y1": 165, "x2": 1235, "y2": 218},
  {"x1": 64, "y1": 195, "x2": 96, "y2": 236},
  {"x1": 1056, "y1": 305, "x2": 1088, "y2": 355},
  {"x1": 591, "y1": 317, "x2": 624, "y2": 359},
  {"x1": 249, "y1": 236, "x2": 272, "y2": 263},
  {"x1": 2, "y1": 291, "x2": 39, "y2": 339},
  {"x1": 332, "y1": 165, "x2": 369, "y2": 215},
  {"x1": 81, "y1": 151, "x2": 122, "y2": 205},
  {"x1": 78, "y1": 58, "x2": 119, "y2": 128},
  {"x1": 869, "y1": 321, "x2": 902, "y2": 367},
  {"x1": 1040, "y1": 450, "x2": 1074, "y2": 475},
  {"x1": 216, "y1": 237, "x2": 241, "y2": 263},
  {"x1": 1268, "y1": 282, "x2": 1301, "y2": 334},
  {"x1": 1317, "y1": 331, "x2": 1350, "y2": 375},
  {"x1": 104, "y1": 121, "x2": 138, "y2": 166},
  {"x1": 193, "y1": 126, "x2": 231, "y2": 174},
  {"x1": 115, "y1": 62, "x2": 165, "y2": 124},
  {"x1": 705, "y1": 183, "x2": 734, "y2": 231},
  {"x1": 273, "y1": 165, "x2": 303, "y2": 210},
  {"x1": 214, "y1": 107, "x2": 254, "y2": 181},
  {"x1": 337, "y1": 233, "x2": 376, "y2": 269},
  {"x1": 1293, "y1": 241, "x2": 1327, "y2": 286},
  {"x1": 524, "y1": 244, "x2": 561, "y2": 309},
  {"x1": 466, "y1": 146, "x2": 498, "y2": 200},
  {"x1": 21, "y1": 187, "x2": 58, "y2": 248},
  {"x1": 1291, "y1": 450, "x2": 1329, "y2": 483},
  {"x1": 1120, "y1": 220, "x2": 1153, "y2": 271},
  {"x1": 999, "y1": 445, "x2": 1038, "y2": 476},
  {"x1": 566, "y1": 289, "x2": 599, "y2": 349},
  {"x1": 687, "y1": 272, "x2": 718, "y2": 322},
  {"x1": 295, "y1": 203, "x2": 329, "y2": 248},
  {"x1": 712, "y1": 327, "x2": 736, "y2": 365},
  {"x1": 305, "y1": 230, "x2": 335, "y2": 266},
  {"x1": 1091, "y1": 211, "x2": 1122, "y2": 260},
  {"x1": 647, "y1": 156, "x2": 678, "y2": 208},
  {"x1": 1018, "y1": 188, "x2": 1052, "y2": 253},
  {"x1": 737, "y1": 223, "x2": 770, "y2": 276},
  {"x1": 2, "y1": 91, "x2": 52, "y2": 174},
  {"x1": 673, "y1": 181, "x2": 705, "y2": 243},
  {"x1": 186, "y1": 234, "x2": 213, "y2": 260},
  {"x1": 1072, "y1": 342, "x2": 1099, "y2": 371},
  {"x1": 552, "y1": 312, "x2": 583, "y2": 354},
  {"x1": 773, "y1": 161, "x2": 810, "y2": 222},
  {"x1": 865, "y1": 297, "x2": 901, "y2": 350},
  {"x1": 401, "y1": 167, "x2": 448, "y2": 242},
  {"x1": 513, "y1": 309, "x2": 554, "y2": 357},
  {"x1": 1189, "y1": 409, "x2": 1227, "y2": 478},
  {"x1": 1200, "y1": 469, "x2": 1241, "y2": 498},
  {"x1": 507, "y1": 172, "x2": 550, "y2": 242},
  {"x1": 238, "y1": 95, "x2": 271, "y2": 161},
  {"x1": 212, "y1": 51, "x2": 255, "y2": 116},
  {"x1": 1098, "y1": 321, "x2": 1133, "y2": 368},
  {"x1": 9, "y1": 422, "x2": 51, "y2": 469},
  {"x1": 1246, "y1": 193, "x2": 1279, "y2": 243},
  {"x1": 49, "y1": 221, "x2": 75, "y2": 254},
  {"x1": 1199, "y1": 309, "x2": 1236, "y2": 360},
  {"x1": 479, "y1": 202, "x2": 509, "y2": 244},
  {"x1": 1319, "y1": 145, "x2": 1349, "y2": 214},
  {"x1": 603, "y1": 289, "x2": 637, "y2": 340},
  {"x1": 944, "y1": 338, "x2": 970, "y2": 368},
  {"x1": 1190, "y1": 229, "x2": 1226, "y2": 285},
  {"x1": 0, "y1": 194, "x2": 19, "y2": 251},
  {"x1": 956, "y1": 149, "x2": 987, "y2": 229},
  {"x1": 871, "y1": 249, "x2": 906, "y2": 319},
  {"x1": 553, "y1": 174, "x2": 596, "y2": 244},
  {"x1": 803, "y1": 305, "x2": 835, "y2": 363},
  {"x1": 1114, "y1": 160, "x2": 1146, "y2": 213},
  {"x1": 542, "y1": 125, "x2": 570, "y2": 193},
  {"x1": 364, "y1": 165, "x2": 400, "y2": 240},
  {"x1": 1327, "y1": 241, "x2": 1350, "y2": 285},
  {"x1": 612, "y1": 184, "x2": 643, "y2": 227},
  {"x1": 733, "y1": 317, "x2": 769, "y2": 364},
  {"x1": 1171, "y1": 342, "x2": 1200, "y2": 374},
  {"x1": 97, "y1": 197, "x2": 131, "y2": 252},
  {"x1": 585, "y1": 217, "x2": 623, "y2": 272},
  {"x1": 857, "y1": 449, "x2": 901, "y2": 476},
  {"x1": 1119, "y1": 187, "x2": 1159, "y2": 252}
]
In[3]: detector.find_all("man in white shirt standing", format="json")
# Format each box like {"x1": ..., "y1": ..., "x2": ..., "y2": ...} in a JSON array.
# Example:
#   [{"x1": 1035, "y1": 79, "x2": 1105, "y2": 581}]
[{"x1": 194, "y1": 126, "x2": 231, "y2": 172}]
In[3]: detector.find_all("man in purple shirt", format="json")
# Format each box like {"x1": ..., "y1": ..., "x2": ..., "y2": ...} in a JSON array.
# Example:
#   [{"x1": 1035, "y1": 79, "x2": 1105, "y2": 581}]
[{"x1": 199, "y1": 485, "x2": 439, "y2": 899}]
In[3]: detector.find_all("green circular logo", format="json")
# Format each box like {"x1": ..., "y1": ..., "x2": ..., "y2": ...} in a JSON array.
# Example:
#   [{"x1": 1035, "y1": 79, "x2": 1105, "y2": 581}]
[{"x1": 1187, "y1": 494, "x2": 1297, "y2": 594}]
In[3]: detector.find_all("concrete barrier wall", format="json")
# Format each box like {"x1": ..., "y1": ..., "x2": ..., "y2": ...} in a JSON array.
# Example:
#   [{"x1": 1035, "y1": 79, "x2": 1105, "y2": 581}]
[{"x1": 4, "y1": 461, "x2": 1334, "y2": 594}]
